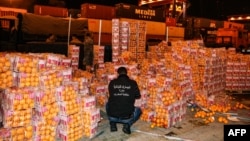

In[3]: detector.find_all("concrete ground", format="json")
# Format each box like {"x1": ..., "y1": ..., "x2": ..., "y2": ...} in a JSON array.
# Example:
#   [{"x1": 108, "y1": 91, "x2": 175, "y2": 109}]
[{"x1": 81, "y1": 94, "x2": 250, "y2": 141}]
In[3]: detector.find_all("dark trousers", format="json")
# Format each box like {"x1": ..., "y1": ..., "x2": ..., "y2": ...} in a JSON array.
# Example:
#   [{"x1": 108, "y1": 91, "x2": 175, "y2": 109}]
[{"x1": 106, "y1": 104, "x2": 142, "y2": 126}]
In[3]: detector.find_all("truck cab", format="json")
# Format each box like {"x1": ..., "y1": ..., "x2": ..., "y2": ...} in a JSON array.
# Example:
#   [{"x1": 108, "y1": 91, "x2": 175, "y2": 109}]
[{"x1": 216, "y1": 28, "x2": 248, "y2": 52}]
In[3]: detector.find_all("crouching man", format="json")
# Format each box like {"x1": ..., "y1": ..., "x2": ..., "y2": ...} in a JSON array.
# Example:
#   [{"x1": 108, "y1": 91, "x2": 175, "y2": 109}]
[{"x1": 106, "y1": 67, "x2": 142, "y2": 134}]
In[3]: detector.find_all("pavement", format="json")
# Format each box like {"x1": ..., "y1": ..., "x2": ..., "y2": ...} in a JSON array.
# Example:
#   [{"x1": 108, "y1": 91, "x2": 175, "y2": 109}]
[{"x1": 80, "y1": 94, "x2": 250, "y2": 141}]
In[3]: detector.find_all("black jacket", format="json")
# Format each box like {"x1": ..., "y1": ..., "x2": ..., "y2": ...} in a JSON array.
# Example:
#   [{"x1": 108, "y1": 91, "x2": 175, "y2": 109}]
[{"x1": 107, "y1": 74, "x2": 141, "y2": 117}]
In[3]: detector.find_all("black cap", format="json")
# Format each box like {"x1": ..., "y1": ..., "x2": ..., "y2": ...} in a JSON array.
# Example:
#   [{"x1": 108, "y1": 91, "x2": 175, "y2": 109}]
[{"x1": 117, "y1": 67, "x2": 127, "y2": 75}]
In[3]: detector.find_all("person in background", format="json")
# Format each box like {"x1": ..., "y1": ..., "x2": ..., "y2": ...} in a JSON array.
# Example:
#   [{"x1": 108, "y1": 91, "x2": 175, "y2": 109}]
[
  {"x1": 45, "y1": 34, "x2": 57, "y2": 43},
  {"x1": 70, "y1": 35, "x2": 82, "y2": 44},
  {"x1": 106, "y1": 67, "x2": 142, "y2": 134},
  {"x1": 83, "y1": 31, "x2": 94, "y2": 71},
  {"x1": 83, "y1": 26, "x2": 88, "y2": 35}
]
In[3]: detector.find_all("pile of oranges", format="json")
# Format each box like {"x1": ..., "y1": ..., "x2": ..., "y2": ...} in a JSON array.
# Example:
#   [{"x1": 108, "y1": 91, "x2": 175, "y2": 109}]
[
  {"x1": 192, "y1": 102, "x2": 241, "y2": 124},
  {"x1": 72, "y1": 77, "x2": 89, "y2": 92},
  {"x1": 194, "y1": 110, "x2": 215, "y2": 124},
  {"x1": 82, "y1": 108, "x2": 100, "y2": 126},
  {"x1": 4, "y1": 109, "x2": 32, "y2": 128},
  {"x1": 59, "y1": 100, "x2": 81, "y2": 116},
  {"x1": 80, "y1": 96, "x2": 96, "y2": 110},
  {"x1": 0, "y1": 55, "x2": 13, "y2": 89},
  {"x1": 81, "y1": 103, "x2": 100, "y2": 138},
  {"x1": 34, "y1": 123, "x2": 56, "y2": 141},
  {"x1": 235, "y1": 102, "x2": 244, "y2": 109},
  {"x1": 161, "y1": 91, "x2": 176, "y2": 106},
  {"x1": 36, "y1": 88, "x2": 56, "y2": 106},
  {"x1": 60, "y1": 125, "x2": 83, "y2": 141},
  {"x1": 40, "y1": 70, "x2": 63, "y2": 89},
  {"x1": 17, "y1": 72, "x2": 40, "y2": 88},
  {"x1": 37, "y1": 102, "x2": 59, "y2": 124},
  {"x1": 194, "y1": 111, "x2": 214, "y2": 118},
  {"x1": 10, "y1": 126, "x2": 33, "y2": 141},
  {"x1": 140, "y1": 108, "x2": 154, "y2": 122},
  {"x1": 60, "y1": 112, "x2": 83, "y2": 129},
  {"x1": 195, "y1": 92, "x2": 208, "y2": 108},
  {"x1": 150, "y1": 106, "x2": 168, "y2": 128},
  {"x1": 57, "y1": 85, "x2": 78, "y2": 102},
  {"x1": 95, "y1": 94, "x2": 107, "y2": 106},
  {"x1": 218, "y1": 116, "x2": 228, "y2": 124},
  {"x1": 5, "y1": 87, "x2": 35, "y2": 111},
  {"x1": 14, "y1": 55, "x2": 38, "y2": 73}
]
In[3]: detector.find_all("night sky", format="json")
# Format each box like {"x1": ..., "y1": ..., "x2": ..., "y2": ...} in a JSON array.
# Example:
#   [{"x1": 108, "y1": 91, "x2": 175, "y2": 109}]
[
  {"x1": 35, "y1": 0, "x2": 138, "y2": 9},
  {"x1": 187, "y1": 0, "x2": 250, "y2": 20},
  {"x1": 35, "y1": 0, "x2": 250, "y2": 20},
  {"x1": 1, "y1": 0, "x2": 249, "y2": 21}
]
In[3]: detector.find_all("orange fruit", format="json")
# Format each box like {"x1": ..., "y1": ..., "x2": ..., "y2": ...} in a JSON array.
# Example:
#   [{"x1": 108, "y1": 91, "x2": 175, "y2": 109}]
[
  {"x1": 0, "y1": 57, "x2": 5, "y2": 62},
  {"x1": 31, "y1": 68, "x2": 36, "y2": 73},
  {"x1": 19, "y1": 99, "x2": 25, "y2": 105},
  {"x1": 19, "y1": 116, "x2": 25, "y2": 121},
  {"x1": 11, "y1": 129, "x2": 17, "y2": 136},
  {"x1": 28, "y1": 61, "x2": 34, "y2": 67},
  {"x1": 22, "y1": 103, "x2": 29, "y2": 109},
  {"x1": 12, "y1": 136, "x2": 18, "y2": 141},
  {"x1": 25, "y1": 131, "x2": 32, "y2": 139},
  {"x1": 25, "y1": 67, "x2": 31, "y2": 73},
  {"x1": 17, "y1": 134, "x2": 25, "y2": 141},
  {"x1": 0, "y1": 62, "x2": 3, "y2": 68},
  {"x1": 29, "y1": 102, "x2": 34, "y2": 108},
  {"x1": 16, "y1": 128, "x2": 24, "y2": 134},
  {"x1": 19, "y1": 66, "x2": 25, "y2": 72},
  {"x1": 25, "y1": 81, "x2": 31, "y2": 87},
  {"x1": 5, "y1": 61, "x2": 11, "y2": 67}
]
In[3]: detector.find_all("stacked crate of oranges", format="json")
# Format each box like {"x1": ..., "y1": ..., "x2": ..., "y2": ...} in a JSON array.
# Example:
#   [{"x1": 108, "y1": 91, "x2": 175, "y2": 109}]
[{"x1": 0, "y1": 53, "x2": 14, "y2": 89}]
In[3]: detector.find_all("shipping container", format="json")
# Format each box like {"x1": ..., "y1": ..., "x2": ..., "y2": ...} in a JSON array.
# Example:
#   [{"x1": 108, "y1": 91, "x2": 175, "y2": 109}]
[
  {"x1": 146, "y1": 34, "x2": 165, "y2": 42},
  {"x1": 0, "y1": 7, "x2": 27, "y2": 29},
  {"x1": 81, "y1": 3, "x2": 115, "y2": 20},
  {"x1": 193, "y1": 17, "x2": 223, "y2": 28},
  {"x1": 34, "y1": 5, "x2": 68, "y2": 17},
  {"x1": 68, "y1": 9, "x2": 81, "y2": 18},
  {"x1": 167, "y1": 26, "x2": 185, "y2": 38},
  {"x1": 88, "y1": 18, "x2": 112, "y2": 34},
  {"x1": 0, "y1": 7, "x2": 27, "y2": 16},
  {"x1": 92, "y1": 33, "x2": 112, "y2": 45},
  {"x1": 115, "y1": 3, "x2": 165, "y2": 22},
  {"x1": 146, "y1": 20, "x2": 166, "y2": 35},
  {"x1": 193, "y1": 18, "x2": 210, "y2": 28}
]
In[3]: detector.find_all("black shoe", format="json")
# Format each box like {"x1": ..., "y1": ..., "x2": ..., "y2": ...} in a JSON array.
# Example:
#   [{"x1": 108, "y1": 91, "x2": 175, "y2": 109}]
[
  {"x1": 110, "y1": 122, "x2": 117, "y2": 132},
  {"x1": 122, "y1": 124, "x2": 131, "y2": 134}
]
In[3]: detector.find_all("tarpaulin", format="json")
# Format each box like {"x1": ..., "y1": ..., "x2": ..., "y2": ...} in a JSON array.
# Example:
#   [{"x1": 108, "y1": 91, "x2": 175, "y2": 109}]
[{"x1": 21, "y1": 13, "x2": 88, "y2": 36}]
